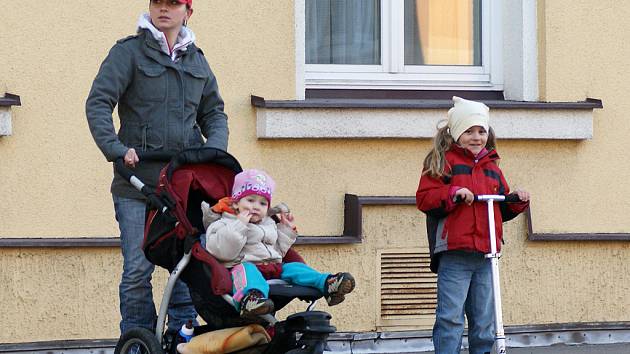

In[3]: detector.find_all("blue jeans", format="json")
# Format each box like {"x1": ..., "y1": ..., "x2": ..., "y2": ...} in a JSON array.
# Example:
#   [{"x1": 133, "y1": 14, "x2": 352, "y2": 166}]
[
  {"x1": 114, "y1": 196, "x2": 197, "y2": 334},
  {"x1": 433, "y1": 251, "x2": 495, "y2": 354}
]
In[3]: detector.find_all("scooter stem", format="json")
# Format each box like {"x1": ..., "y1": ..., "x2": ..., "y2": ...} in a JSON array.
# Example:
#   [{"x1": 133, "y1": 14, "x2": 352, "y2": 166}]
[{"x1": 485, "y1": 199, "x2": 507, "y2": 354}]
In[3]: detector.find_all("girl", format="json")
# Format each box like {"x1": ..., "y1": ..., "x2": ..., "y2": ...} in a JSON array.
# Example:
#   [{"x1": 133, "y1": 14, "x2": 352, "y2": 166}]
[
  {"x1": 416, "y1": 97, "x2": 530, "y2": 354},
  {"x1": 204, "y1": 169, "x2": 356, "y2": 318}
]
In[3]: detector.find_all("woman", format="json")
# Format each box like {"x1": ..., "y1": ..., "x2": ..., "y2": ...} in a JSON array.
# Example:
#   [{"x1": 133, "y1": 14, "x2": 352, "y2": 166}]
[{"x1": 86, "y1": 0, "x2": 229, "y2": 335}]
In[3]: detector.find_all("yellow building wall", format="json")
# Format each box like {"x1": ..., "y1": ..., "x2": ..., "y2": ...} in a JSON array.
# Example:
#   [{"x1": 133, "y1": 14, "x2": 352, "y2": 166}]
[{"x1": 0, "y1": 0, "x2": 629, "y2": 344}]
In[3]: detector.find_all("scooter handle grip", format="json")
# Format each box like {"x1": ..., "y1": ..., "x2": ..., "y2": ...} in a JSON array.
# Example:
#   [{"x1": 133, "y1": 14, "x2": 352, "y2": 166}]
[
  {"x1": 502, "y1": 193, "x2": 522, "y2": 203},
  {"x1": 454, "y1": 193, "x2": 522, "y2": 203}
]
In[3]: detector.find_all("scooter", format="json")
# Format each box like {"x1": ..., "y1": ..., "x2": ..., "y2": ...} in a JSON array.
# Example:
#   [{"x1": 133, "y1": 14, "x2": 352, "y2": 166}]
[{"x1": 475, "y1": 194, "x2": 521, "y2": 354}]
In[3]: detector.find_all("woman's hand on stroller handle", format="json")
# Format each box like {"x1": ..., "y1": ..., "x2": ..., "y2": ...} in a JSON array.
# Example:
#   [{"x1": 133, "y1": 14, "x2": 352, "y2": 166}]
[
  {"x1": 113, "y1": 150, "x2": 179, "y2": 207},
  {"x1": 513, "y1": 189, "x2": 530, "y2": 202},
  {"x1": 115, "y1": 149, "x2": 177, "y2": 175},
  {"x1": 123, "y1": 148, "x2": 139, "y2": 168}
]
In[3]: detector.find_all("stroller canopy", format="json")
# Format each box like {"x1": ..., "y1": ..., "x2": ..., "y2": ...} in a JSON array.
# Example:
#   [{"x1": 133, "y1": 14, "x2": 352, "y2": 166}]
[{"x1": 162, "y1": 148, "x2": 243, "y2": 216}]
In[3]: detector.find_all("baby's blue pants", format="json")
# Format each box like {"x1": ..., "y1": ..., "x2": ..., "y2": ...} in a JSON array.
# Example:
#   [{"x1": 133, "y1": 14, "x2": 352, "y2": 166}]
[{"x1": 230, "y1": 262, "x2": 330, "y2": 310}]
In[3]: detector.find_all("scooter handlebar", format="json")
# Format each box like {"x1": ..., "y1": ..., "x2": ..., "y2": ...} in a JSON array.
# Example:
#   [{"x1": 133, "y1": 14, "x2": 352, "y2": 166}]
[
  {"x1": 475, "y1": 193, "x2": 522, "y2": 203},
  {"x1": 455, "y1": 193, "x2": 522, "y2": 204}
]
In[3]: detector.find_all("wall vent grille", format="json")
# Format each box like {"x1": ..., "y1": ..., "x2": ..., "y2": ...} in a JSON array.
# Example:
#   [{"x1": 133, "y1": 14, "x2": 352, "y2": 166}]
[{"x1": 378, "y1": 248, "x2": 437, "y2": 329}]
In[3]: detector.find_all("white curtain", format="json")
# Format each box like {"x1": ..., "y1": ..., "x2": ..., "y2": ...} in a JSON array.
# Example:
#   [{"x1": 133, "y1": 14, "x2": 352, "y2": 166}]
[
  {"x1": 306, "y1": 0, "x2": 381, "y2": 65},
  {"x1": 404, "y1": 0, "x2": 481, "y2": 66}
]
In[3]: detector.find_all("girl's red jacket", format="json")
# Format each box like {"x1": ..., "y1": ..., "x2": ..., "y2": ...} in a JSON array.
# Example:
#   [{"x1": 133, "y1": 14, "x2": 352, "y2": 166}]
[{"x1": 416, "y1": 144, "x2": 529, "y2": 272}]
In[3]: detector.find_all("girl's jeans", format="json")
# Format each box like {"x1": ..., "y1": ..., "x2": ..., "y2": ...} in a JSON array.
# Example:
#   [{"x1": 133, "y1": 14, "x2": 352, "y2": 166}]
[
  {"x1": 230, "y1": 262, "x2": 330, "y2": 310},
  {"x1": 433, "y1": 251, "x2": 495, "y2": 354},
  {"x1": 114, "y1": 196, "x2": 197, "y2": 334}
]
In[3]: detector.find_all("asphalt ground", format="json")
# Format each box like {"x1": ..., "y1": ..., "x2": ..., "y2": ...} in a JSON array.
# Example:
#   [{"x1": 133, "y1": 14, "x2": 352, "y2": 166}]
[
  {"x1": 419, "y1": 344, "x2": 630, "y2": 354},
  {"x1": 2, "y1": 343, "x2": 629, "y2": 353}
]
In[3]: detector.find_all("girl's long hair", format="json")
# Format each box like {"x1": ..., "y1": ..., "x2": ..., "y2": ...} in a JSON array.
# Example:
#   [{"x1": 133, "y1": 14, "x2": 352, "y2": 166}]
[{"x1": 422, "y1": 121, "x2": 497, "y2": 178}]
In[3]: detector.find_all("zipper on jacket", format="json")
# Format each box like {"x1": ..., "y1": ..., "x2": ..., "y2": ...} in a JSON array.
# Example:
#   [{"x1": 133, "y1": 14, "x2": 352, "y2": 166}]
[
  {"x1": 164, "y1": 75, "x2": 169, "y2": 150},
  {"x1": 255, "y1": 224, "x2": 274, "y2": 259},
  {"x1": 141, "y1": 124, "x2": 148, "y2": 151},
  {"x1": 179, "y1": 65, "x2": 185, "y2": 149}
]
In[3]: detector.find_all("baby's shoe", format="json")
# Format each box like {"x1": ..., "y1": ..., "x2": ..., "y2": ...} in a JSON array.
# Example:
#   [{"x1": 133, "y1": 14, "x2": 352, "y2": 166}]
[
  {"x1": 324, "y1": 272, "x2": 356, "y2": 306},
  {"x1": 240, "y1": 290, "x2": 275, "y2": 318}
]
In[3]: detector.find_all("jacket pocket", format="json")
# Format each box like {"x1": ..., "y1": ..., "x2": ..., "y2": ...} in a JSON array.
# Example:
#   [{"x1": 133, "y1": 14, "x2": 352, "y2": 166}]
[
  {"x1": 182, "y1": 65, "x2": 208, "y2": 106},
  {"x1": 118, "y1": 121, "x2": 164, "y2": 151},
  {"x1": 185, "y1": 124, "x2": 204, "y2": 148},
  {"x1": 136, "y1": 64, "x2": 167, "y2": 101}
]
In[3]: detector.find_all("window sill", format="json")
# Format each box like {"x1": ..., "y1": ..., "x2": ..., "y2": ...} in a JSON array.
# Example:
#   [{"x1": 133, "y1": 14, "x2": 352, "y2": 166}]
[
  {"x1": 251, "y1": 95, "x2": 602, "y2": 140},
  {"x1": 0, "y1": 93, "x2": 21, "y2": 136}
]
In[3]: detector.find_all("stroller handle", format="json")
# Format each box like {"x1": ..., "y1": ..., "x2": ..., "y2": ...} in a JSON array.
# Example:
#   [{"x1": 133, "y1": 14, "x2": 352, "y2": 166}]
[
  {"x1": 113, "y1": 151, "x2": 178, "y2": 213},
  {"x1": 113, "y1": 151, "x2": 177, "y2": 189},
  {"x1": 134, "y1": 150, "x2": 177, "y2": 161}
]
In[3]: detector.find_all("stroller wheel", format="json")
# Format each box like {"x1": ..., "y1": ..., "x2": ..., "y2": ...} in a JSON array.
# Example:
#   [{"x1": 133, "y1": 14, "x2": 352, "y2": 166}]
[
  {"x1": 285, "y1": 346, "x2": 325, "y2": 354},
  {"x1": 114, "y1": 327, "x2": 164, "y2": 354}
]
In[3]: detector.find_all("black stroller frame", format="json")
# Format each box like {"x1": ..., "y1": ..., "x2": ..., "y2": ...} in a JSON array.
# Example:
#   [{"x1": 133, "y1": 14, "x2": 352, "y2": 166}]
[{"x1": 113, "y1": 148, "x2": 337, "y2": 354}]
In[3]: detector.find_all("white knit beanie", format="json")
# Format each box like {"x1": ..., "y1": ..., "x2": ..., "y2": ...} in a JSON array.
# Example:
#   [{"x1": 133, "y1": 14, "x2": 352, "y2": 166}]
[{"x1": 447, "y1": 96, "x2": 490, "y2": 141}]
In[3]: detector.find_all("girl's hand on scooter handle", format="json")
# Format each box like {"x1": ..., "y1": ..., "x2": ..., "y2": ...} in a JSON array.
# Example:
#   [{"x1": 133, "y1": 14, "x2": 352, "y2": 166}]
[
  {"x1": 454, "y1": 188, "x2": 474, "y2": 205},
  {"x1": 514, "y1": 189, "x2": 530, "y2": 202}
]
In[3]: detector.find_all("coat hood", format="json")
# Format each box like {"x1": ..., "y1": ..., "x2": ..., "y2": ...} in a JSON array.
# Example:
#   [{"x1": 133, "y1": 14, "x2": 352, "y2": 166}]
[{"x1": 137, "y1": 13, "x2": 196, "y2": 61}]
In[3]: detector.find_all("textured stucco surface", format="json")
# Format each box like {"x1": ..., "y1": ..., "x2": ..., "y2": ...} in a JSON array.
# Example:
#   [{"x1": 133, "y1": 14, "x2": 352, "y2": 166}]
[
  {"x1": 0, "y1": 248, "x2": 170, "y2": 342},
  {"x1": 1, "y1": 0, "x2": 630, "y2": 344}
]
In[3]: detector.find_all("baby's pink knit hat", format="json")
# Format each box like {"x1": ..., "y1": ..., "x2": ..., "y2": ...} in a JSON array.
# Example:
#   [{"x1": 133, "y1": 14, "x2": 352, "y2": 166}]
[{"x1": 231, "y1": 169, "x2": 275, "y2": 203}]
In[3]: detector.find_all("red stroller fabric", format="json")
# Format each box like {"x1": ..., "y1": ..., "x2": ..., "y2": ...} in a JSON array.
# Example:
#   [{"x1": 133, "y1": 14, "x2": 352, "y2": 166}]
[{"x1": 143, "y1": 149, "x2": 242, "y2": 296}]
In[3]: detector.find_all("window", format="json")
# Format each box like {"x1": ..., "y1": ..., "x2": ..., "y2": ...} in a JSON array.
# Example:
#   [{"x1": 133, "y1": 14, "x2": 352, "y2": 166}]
[{"x1": 304, "y1": 0, "x2": 502, "y2": 91}]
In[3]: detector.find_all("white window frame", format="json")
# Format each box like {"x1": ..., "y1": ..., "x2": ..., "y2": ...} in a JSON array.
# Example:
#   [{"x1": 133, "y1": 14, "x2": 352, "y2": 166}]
[{"x1": 302, "y1": 0, "x2": 503, "y2": 91}]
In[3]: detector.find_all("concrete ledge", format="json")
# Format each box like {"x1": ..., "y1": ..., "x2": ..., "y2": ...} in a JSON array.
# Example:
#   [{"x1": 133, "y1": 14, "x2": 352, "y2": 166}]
[
  {"x1": 0, "y1": 93, "x2": 21, "y2": 137},
  {"x1": 256, "y1": 107, "x2": 594, "y2": 140},
  {"x1": 327, "y1": 322, "x2": 630, "y2": 353},
  {"x1": 0, "y1": 108, "x2": 11, "y2": 136},
  {"x1": 0, "y1": 339, "x2": 116, "y2": 353},
  {"x1": 3, "y1": 194, "x2": 630, "y2": 248},
  {"x1": 2, "y1": 322, "x2": 628, "y2": 354},
  {"x1": 253, "y1": 96, "x2": 601, "y2": 140}
]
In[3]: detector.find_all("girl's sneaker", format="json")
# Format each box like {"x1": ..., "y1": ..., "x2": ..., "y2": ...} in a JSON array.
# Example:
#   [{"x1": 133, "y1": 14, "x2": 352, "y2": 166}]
[
  {"x1": 240, "y1": 290, "x2": 275, "y2": 318},
  {"x1": 324, "y1": 272, "x2": 356, "y2": 306}
]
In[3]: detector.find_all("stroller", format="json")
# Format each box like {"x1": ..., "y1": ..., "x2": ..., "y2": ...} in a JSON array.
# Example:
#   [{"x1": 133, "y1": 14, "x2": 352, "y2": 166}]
[{"x1": 113, "y1": 148, "x2": 337, "y2": 354}]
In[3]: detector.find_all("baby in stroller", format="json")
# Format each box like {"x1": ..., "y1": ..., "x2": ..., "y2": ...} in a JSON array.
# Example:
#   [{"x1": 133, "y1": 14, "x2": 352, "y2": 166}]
[{"x1": 202, "y1": 169, "x2": 356, "y2": 319}]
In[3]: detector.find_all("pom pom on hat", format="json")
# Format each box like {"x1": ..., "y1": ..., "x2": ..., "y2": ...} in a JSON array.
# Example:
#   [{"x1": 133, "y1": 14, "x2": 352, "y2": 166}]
[
  {"x1": 447, "y1": 96, "x2": 490, "y2": 141},
  {"x1": 232, "y1": 169, "x2": 275, "y2": 203}
]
